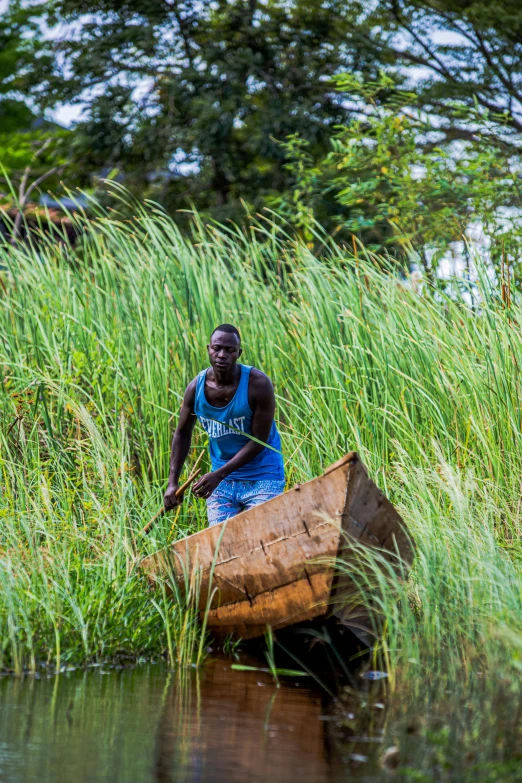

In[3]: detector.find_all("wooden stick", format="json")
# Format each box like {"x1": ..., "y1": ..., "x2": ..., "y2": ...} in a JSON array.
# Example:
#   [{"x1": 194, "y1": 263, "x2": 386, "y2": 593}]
[
  {"x1": 189, "y1": 448, "x2": 205, "y2": 475},
  {"x1": 140, "y1": 451, "x2": 206, "y2": 536},
  {"x1": 141, "y1": 468, "x2": 201, "y2": 536}
]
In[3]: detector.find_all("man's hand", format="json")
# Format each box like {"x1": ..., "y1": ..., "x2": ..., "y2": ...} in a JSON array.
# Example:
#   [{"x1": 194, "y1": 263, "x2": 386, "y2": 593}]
[
  {"x1": 164, "y1": 482, "x2": 180, "y2": 511},
  {"x1": 193, "y1": 471, "x2": 222, "y2": 500}
]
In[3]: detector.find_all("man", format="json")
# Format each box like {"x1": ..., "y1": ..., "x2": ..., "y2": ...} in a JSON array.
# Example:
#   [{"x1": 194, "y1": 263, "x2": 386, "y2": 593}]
[{"x1": 164, "y1": 324, "x2": 285, "y2": 526}]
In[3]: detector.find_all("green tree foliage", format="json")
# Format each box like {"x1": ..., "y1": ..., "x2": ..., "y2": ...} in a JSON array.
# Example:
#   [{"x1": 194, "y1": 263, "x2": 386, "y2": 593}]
[
  {"x1": 12, "y1": 0, "x2": 382, "y2": 219},
  {"x1": 365, "y1": 0, "x2": 522, "y2": 144},
  {"x1": 278, "y1": 75, "x2": 522, "y2": 275},
  {"x1": 0, "y1": 2, "x2": 74, "y2": 239},
  {"x1": 3, "y1": 0, "x2": 522, "y2": 250},
  {"x1": 0, "y1": 1, "x2": 48, "y2": 110}
]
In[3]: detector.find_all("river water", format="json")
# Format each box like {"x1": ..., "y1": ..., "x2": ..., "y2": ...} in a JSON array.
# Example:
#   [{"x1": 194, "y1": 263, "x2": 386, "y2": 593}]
[{"x1": 0, "y1": 657, "x2": 382, "y2": 783}]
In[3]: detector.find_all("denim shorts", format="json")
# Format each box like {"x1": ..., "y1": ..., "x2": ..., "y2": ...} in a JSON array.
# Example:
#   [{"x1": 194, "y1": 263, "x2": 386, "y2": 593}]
[{"x1": 206, "y1": 478, "x2": 286, "y2": 527}]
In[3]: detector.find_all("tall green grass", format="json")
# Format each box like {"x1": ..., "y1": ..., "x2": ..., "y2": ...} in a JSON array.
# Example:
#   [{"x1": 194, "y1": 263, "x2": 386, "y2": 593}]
[{"x1": 0, "y1": 199, "x2": 521, "y2": 698}]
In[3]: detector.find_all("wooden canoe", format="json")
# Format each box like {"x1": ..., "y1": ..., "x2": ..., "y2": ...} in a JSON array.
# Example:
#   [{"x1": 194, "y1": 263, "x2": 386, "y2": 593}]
[{"x1": 140, "y1": 452, "x2": 413, "y2": 641}]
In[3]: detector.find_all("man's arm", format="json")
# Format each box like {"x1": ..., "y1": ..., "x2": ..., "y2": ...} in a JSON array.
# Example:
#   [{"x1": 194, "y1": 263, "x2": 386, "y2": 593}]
[
  {"x1": 193, "y1": 371, "x2": 276, "y2": 500},
  {"x1": 164, "y1": 379, "x2": 197, "y2": 510}
]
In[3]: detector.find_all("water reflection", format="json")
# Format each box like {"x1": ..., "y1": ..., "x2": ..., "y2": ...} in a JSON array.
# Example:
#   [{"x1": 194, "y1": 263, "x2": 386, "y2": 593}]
[
  {"x1": 2, "y1": 653, "x2": 518, "y2": 781},
  {"x1": 154, "y1": 658, "x2": 331, "y2": 783},
  {"x1": 0, "y1": 658, "x2": 365, "y2": 783}
]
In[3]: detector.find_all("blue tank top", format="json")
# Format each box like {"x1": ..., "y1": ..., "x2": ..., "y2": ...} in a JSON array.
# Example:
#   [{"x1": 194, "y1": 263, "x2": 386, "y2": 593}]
[{"x1": 194, "y1": 364, "x2": 284, "y2": 481}]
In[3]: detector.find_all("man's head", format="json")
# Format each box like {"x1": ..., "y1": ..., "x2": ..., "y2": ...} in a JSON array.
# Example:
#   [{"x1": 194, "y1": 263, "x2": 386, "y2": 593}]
[{"x1": 207, "y1": 324, "x2": 242, "y2": 373}]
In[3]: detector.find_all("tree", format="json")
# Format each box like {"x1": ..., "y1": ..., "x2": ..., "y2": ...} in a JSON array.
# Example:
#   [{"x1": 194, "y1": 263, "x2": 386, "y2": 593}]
[
  {"x1": 0, "y1": 3, "x2": 75, "y2": 242},
  {"x1": 365, "y1": 0, "x2": 522, "y2": 146},
  {"x1": 13, "y1": 0, "x2": 381, "y2": 219},
  {"x1": 0, "y1": 0, "x2": 50, "y2": 109},
  {"x1": 5, "y1": 0, "x2": 522, "y2": 228},
  {"x1": 278, "y1": 75, "x2": 522, "y2": 278}
]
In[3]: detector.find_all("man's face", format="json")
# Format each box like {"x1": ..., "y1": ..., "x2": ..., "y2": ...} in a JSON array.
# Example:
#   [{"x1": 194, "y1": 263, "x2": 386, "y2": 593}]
[{"x1": 207, "y1": 331, "x2": 242, "y2": 373}]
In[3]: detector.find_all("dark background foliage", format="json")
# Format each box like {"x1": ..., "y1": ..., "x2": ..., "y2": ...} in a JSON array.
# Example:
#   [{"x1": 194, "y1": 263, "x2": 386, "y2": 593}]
[{"x1": 2, "y1": 0, "x2": 522, "y2": 271}]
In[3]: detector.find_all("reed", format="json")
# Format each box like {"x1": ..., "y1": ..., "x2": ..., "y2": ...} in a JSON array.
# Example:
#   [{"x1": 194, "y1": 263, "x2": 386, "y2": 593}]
[{"x1": 0, "y1": 197, "x2": 521, "y2": 694}]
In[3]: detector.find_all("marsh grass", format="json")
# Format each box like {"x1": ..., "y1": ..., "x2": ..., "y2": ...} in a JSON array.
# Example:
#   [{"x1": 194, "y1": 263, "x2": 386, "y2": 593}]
[{"x1": 0, "y1": 195, "x2": 521, "y2": 703}]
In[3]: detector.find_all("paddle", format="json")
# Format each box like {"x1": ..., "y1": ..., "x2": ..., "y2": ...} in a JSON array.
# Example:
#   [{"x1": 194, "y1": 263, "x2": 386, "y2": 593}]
[{"x1": 141, "y1": 450, "x2": 205, "y2": 536}]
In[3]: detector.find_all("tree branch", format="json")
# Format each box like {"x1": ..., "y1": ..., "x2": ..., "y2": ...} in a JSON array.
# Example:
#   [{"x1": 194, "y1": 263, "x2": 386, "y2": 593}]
[
  {"x1": 386, "y1": 42, "x2": 522, "y2": 134},
  {"x1": 390, "y1": 0, "x2": 456, "y2": 82},
  {"x1": 11, "y1": 165, "x2": 67, "y2": 245},
  {"x1": 473, "y1": 27, "x2": 522, "y2": 106},
  {"x1": 24, "y1": 165, "x2": 66, "y2": 203},
  {"x1": 389, "y1": 1, "x2": 522, "y2": 123}
]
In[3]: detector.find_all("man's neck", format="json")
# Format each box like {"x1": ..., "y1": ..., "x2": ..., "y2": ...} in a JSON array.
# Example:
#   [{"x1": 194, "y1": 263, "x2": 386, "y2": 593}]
[{"x1": 211, "y1": 364, "x2": 240, "y2": 386}]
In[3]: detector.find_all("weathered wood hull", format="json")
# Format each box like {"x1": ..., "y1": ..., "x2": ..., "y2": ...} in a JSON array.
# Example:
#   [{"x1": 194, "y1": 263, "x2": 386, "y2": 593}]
[{"x1": 140, "y1": 453, "x2": 413, "y2": 640}]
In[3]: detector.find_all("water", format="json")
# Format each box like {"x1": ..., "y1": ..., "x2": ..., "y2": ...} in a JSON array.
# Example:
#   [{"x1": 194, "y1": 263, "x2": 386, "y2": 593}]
[
  {"x1": 1, "y1": 656, "x2": 519, "y2": 782},
  {"x1": 0, "y1": 657, "x2": 380, "y2": 783}
]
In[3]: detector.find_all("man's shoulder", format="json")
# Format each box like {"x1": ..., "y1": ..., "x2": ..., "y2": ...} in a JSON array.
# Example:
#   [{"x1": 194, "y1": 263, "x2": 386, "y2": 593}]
[
  {"x1": 184, "y1": 376, "x2": 199, "y2": 403},
  {"x1": 248, "y1": 367, "x2": 274, "y2": 393},
  {"x1": 188, "y1": 367, "x2": 208, "y2": 386},
  {"x1": 249, "y1": 366, "x2": 272, "y2": 381}
]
